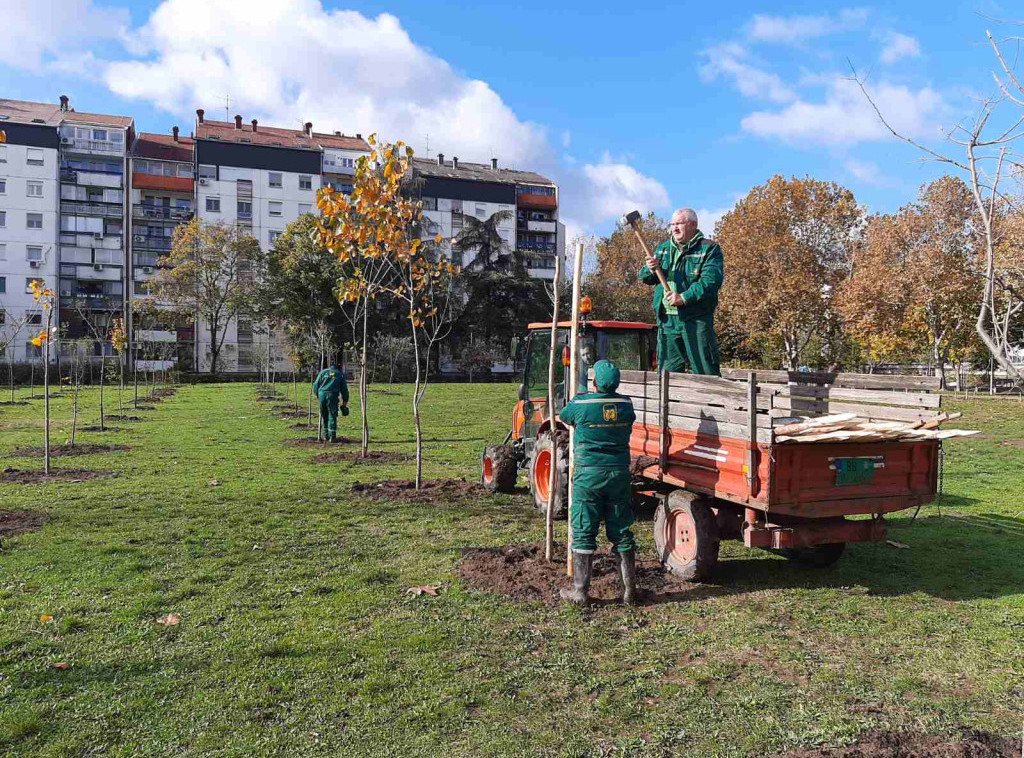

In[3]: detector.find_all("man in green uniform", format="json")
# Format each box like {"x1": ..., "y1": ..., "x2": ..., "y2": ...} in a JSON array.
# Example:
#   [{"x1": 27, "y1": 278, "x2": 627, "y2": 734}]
[
  {"x1": 312, "y1": 360, "x2": 349, "y2": 442},
  {"x1": 558, "y1": 360, "x2": 638, "y2": 606},
  {"x1": 638, "y1": 208, "x2": 724, "y2": 375}
]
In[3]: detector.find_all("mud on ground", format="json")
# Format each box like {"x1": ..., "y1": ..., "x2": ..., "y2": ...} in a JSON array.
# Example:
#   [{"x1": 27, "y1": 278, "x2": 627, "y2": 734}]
[
  {"x1": 103, "y1": 415, "x2": 143, "y2": 422},
  {"x1": 351, "y1": 478, "x2": 489, "y2": 503},
  {"x1": 768, "y1": 729, "x2": 1019, "y2": 758},
  {"x1": 0, "y1": 509, "x2": 49, "y2": 538},
  {"x1": 284, "y1": 437, "x2": 357, "y2": 447},
  {"x1": 311, "y1": 450, "x2": 411, "y2": 464},
  {"x1": 458, "y1": 542, "x2": 696, "y2": 606},
  {"x1": 10, "y1": 444, "x2": 130, "y2": 458},
  {"x1": 1, "y1": 467, "x2": 117, "y2": 484},
  {"x1": 79, "y1": 426, "x2": 123, "y2": 433}
]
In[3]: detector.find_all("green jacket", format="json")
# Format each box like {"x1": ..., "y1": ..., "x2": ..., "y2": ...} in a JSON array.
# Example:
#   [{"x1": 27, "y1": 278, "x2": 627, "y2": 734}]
[
  {"x1": 638, "y1": 230, "x2": 724, "y2": 323},
  {"x1": 312, "y1": 366, "x2": 349, "y2": 402},
  {"x1": 559, "y1": 391, "x2": 636, "y2": 469}
]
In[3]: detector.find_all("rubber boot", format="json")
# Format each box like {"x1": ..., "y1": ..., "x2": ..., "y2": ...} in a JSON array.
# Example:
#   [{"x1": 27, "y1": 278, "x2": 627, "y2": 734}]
[
  {"x1": 618, "y1": 550, "x2": 637, "y2": 605},
  {"x1": 559, "y1": 553, "x2": 593, "y2": 606}
]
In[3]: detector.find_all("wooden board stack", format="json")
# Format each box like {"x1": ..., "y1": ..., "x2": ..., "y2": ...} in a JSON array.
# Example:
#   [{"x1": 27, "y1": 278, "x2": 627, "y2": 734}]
[{"x1": 774, "y1": 412, "x2": 980, "y2": 444}]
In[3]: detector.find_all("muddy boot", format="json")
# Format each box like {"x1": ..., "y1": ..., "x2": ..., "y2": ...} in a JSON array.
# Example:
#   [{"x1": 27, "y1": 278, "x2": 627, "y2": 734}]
[
  {"x1": 618, "y1": 550, "x2": 637, "y2": 605},
  {"x1": 559, "y1": 553, "x2": 593, "y2": 606}
]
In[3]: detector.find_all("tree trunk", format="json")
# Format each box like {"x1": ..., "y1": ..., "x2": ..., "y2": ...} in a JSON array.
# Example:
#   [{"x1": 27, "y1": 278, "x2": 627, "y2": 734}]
[
  {"x1": 133, "y1": 360, "x2": 139, "y2": 407},
  {"x1": 71, "y1": 379, "x2": 79, "y2": 447},
  {"x1": 360, "y1": 304, "x2": 370, "y2": 457},
  {"x1": 43, "y1": 327, "x2": 51, "y2": 476},
  {"x1": 98, "y1": 354, "x2": 106, "y2": 431},
  {"x1": 410, "y1": 309, "x2": 424, "y2": 489}
]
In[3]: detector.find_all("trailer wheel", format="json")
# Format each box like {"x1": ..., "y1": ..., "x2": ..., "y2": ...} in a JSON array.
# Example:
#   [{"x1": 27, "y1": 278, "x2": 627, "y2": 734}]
[
  {"x1": 654, "y1": 491, "x2": 720, "y2": 581},
  {"x1": 781, "y1": 543, "x2": 846, "y2": 568},
  {"x1": 481, "y1": 445, "x2": 518, "y2": 493},
  {"x1": 529, "y1": 431, "x2": 568, "y2": 519}
]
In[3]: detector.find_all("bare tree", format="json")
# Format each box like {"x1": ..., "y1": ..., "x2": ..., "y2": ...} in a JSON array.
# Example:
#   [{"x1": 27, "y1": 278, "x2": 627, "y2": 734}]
[
  {"x1": 371, "y1": 333, "x2": 413, "y2": 389},
  {"x1": 852, "y1": 30, "x2": 1024, "y2": 384},
  {"x1": 0, "y1": 304, "x2": 29, "y2": 404}
]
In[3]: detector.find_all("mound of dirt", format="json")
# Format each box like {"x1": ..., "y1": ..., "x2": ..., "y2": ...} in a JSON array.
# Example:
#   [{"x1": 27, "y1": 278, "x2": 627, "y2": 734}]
[
  {"x1": 458, "y1": 542, "x2": 692, "y2": 606},
  {"x1": 79, "y1": 426, "x2": 123, "y2": 433},
  {"x1": 151, "y1": 388, "x2": 177, "y2": 398},
  {"x1": 278, "y1": 411, "x2": 308, "y2": 419},
  {"x1": 255, "y1": 394, "x2": 282, "y2": 402},
  {"x1": 131, "y1": 405, "x2": 157, "y2": 411},
  {"x1": 0, "y1": 510, "x2": 49, "y2": 538},
  {"x1": 351, "y1": 478, "x2": 488, "y2": 503},
  {"x1": 10, "y1": 444, "x2": 130, "y2": 458},
  {"x1": 0, "y1": 400, "x2": 31, "y2": 406},
  {"x1": 284, "y1": 437, "x2": 357, "y2": 447},
  {"x1": 104, "y1": 415, "x2": 142, "y2": 422},
  {"x1": 369, "y1": 390, "x2": 400, "y2": 396},
  {"x1": 312, "y1": 450, "x2": 411, "y2": 464},
  {"x1": 288, "y1": 422, "x2": 313, "y2": 429},
  {"x1": 769, "y1": 729, "x2": 1019, "y2": 758},
  {"x1": 1, "y1": 467, "x2": 116, "y2": 484}
]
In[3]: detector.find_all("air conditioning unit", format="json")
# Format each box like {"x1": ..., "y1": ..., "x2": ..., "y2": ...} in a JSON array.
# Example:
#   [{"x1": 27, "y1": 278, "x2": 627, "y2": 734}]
[
  {"x1": 93, "y1": 263, "x2": 104, "y2": 271},
  {"x1": 29, "y1": 260, "x2": 41, "y2": 268},
  {"x1": 133, "y1": 235, "x2": 145, "y2": 243},
  {"x1": 61, "y1": 137, "x2": 71, "y2": 144},
  {"x1": 93, "y1": 232, "x2": 103, "y2": 240},
  {"x1": 142, "y1": 266, "x2": 154, "y2": 274},
  {"x1": 198, "y1": 178, "x2": 209, "y2": 186}
]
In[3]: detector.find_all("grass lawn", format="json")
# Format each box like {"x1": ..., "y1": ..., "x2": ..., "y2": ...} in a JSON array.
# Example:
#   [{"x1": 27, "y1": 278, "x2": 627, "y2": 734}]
[{"x1": 0, "y1": 381, "x2": 1022, "y2": 757}]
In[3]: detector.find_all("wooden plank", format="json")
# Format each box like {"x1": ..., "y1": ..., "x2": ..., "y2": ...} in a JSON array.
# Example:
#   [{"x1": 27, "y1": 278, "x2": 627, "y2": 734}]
[
  {"x1": 764, "y1": 384, "x2": 941, "y2": 408},
  {"x1": 747, "y1": 372, "x2": 758, "y2": 493},
  {"x1": 635, "y1": 409, "x2": 773, "y2": 444},
  {"x1": 628, "y1": 394, "x2": 772, "y2": 428},
  {"x1": 659, "y1": 371, "x2": 669, "y2": 473},
  {"x1": 824, "y1": 401, "x2": 942, "y2": 423},
  {"x1": 721, "y1": 367, "x2": 942, "y2": 392},
  {"x1": 619, "y1": 381, "x2": 774, "y2": 411}
]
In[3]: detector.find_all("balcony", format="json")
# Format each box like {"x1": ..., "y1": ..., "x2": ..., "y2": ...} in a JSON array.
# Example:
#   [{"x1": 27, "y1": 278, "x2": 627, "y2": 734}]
[
  {"x1": 516, "y1": 187, "x2": 557, "y2": 210},
  {"x1": 73, "y1": 171, "x2": 124, "y2": 189},
  {"x1": 61, "y1": 201, "x2": 123, "y2": 218},
  {"x1": 518, "y1": 241, "x2": 557, "y2": 254},
  {"x1": 522, "y1": 219, "x2": 557, "y2": 233},
  {"x1": 60, "y1": 294, "x2": 122, "y2": 310},
  {"x1": 133, "y1": 252, "x2": 161, "y2": 268},
  {"x1": 133, "y1": 204, "x2": 192, "y2": 221},
  {"x1": 132, "y1": 235, "x2": 174, "y2": 253},
  {"x1": 60, "y1": 137, "x2": 124, "y2": 156},
  {"x1": 237, "y1": 210, "x2": 253, "y2": 221}
]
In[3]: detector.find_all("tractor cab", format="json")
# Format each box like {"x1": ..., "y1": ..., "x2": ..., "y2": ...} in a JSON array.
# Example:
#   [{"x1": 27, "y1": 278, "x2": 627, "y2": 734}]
[{"x1": 480, "y1": 314, "x2": 655, "y2": 517}]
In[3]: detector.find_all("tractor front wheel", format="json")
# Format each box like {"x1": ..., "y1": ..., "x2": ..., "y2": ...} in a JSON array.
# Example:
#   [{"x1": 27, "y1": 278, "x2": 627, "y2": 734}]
[
  {"x1": 481, "y1": 444, "x2": 518, "y2": 493},
  {"x1": 529, "y1": 431, "x2": 568, "y2": 519}
]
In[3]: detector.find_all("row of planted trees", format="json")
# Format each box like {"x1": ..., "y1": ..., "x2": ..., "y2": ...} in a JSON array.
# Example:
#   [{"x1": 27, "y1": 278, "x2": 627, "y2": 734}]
[{"x1": 586, "y1": 174, "x2": 1024, "y2": 385}]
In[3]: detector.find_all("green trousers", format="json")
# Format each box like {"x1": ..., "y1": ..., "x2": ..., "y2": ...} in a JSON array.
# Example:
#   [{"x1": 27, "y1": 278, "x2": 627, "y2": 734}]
[
  {"x1": 657, "y1": 316, "x2": 720, "y2": 376},
  {"x1": 319, "y1": 391, "x2": 339, "y2": 438},
  {"x1": 570, "y1": 467, "x2": 635, "y2": 554}
]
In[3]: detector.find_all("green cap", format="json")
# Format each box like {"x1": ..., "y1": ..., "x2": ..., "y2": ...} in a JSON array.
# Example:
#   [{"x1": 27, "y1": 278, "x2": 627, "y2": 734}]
[{"x1": 593, "y1": 360, "x2": 620, "y2": 392}]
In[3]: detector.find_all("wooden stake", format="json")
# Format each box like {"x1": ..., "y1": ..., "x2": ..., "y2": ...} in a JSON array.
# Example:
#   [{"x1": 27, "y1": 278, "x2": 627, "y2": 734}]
[
  {"x1": 544, "y1": 253, "x2": 561, "y2": 562},
  {"x1": 567, "y1": 241, "x2": 584, "y2": 577}
]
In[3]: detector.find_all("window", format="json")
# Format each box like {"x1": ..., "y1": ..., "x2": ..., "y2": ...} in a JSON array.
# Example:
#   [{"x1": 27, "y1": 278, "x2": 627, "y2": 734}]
[
  {"x1": 27, "y1": 181, "x2": 43, "y2": 197},
  {"x1": 0, "y1": 145, "x2": 6, "y2": 162},
  {"x1": 0, "y1": 243, "x2": 6, "y2": 259},
  {"x1": 93, "y1": 129, "x2": 107, "y2": 141},
  {"x1": 237, "y1": 200, "x2": 252, "y2": 218},
  {"x1": 27, "y1": 313, "x2": 42, "y2": 325},
  {"x1": 25, "y1": 278, "x2": 44, "y2": 294},
  {"x1": 27, "y1": 148, "x2": 44, "y2": 166},
  {"x1": 26, "y1": 213, "x2": 43, "y2": 229},
  {"x1": 268, "y1": 230, "x2": 282, "y2": 245},
  {"x1": 342, "y1": 157, "x2": 354, "y2": 168},
  {"x1": 27, "y1": 246, "x2": 43, "y2": 262},
  {"x1": 298, "y1": 175, "x2": 312, "y2": 191},
  {"x1": 298, "y1": 203, "x2": 312, "y2": 216},
  {"x1": 0, "y1": 277, "x2": 5, "y2": 294},
  {"x1": 206, "y1": 196, "x2": 221, "y2": 213},
  {"x1": 268, "y1": 172, "x2": 282, "y2": 188},
  {"x1": 450, "y1": 250, "x2": 463, "y2": 267},
  {"x1": 177, "y1": 164, "x2": 193, "y2": 178},
  {"x1": 198, "y1": 165, "x2": 217, "y2": 179},
  {"x1": 0, "y1": 210, "x2": 5, "y2": 227},
  {"x1": 421, "y1": 197, "x2": 436, "y2": 211},
  {"x1": 268, "y1": 201, "x2": 282, "y2": 216},
  {"x1": 475, "y1": 204, "x2": 487, "y2": 218}
]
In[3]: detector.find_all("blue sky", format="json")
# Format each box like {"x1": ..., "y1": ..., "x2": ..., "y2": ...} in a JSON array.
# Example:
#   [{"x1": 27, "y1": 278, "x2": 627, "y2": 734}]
[{"x1": 3, "y1": 0, "x2": 1020, "y2": 237}]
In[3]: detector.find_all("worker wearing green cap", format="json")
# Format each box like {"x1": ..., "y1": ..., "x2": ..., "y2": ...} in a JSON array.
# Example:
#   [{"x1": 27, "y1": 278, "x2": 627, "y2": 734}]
[
  {"x1": 312, "y1": 360, "x2": 349, "y2": 442},
  {"x1": 558, "y1": 359, "x2": 638, "y2": 606}
]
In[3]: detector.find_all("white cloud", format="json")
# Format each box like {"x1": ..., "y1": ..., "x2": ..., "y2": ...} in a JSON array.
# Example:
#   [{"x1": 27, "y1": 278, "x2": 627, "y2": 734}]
[
  {"x1": 694, "y1": 206, "x2": 733, "y2": 235},
  {"x1": 0, "y1": 0, "x2": 128, "y2": 72},
  {"x1": 741, "y1": 77, "x2": 946, "y2": 146},
  {"x1": 561, "y1": 130, "x2": 571, "y2": 148},
  {"x1": 746, "y1": 8, "x2": 869, "y2": 43},
  {"x1": 699, "y1": 43, "x2": 796, "y2": 103},
  {"x1": 844, "y1": 159, "x2": 883, "y2": 184},
  {"x1": 575, "y1": 154, "x2": 670, "y2": 224},
  {"x1": 879, "y1": 32, "x2": 921, "y2": 64}
]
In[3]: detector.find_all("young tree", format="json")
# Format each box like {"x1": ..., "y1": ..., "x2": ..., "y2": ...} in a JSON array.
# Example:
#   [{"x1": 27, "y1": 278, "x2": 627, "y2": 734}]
[
  {"x1": 717, "y1": 175, "x2": 862, "y2": 370},
  {"x1": 459, "y1": 339, "x2": 499, "y2": 382},
  {"x1": 0, "y1": 303, "x2": 30, "y2": 404},
  {"x1": 29, "y1": 281, "x2": 56, "y2": 475},
  {"x1": 110, "y1": 317, "x2": 128, "y2": 418},
  {"x1": 71, "y1": 302, "x2": 116, "y2": 431},
  {"x1": 371, "y1": 332, "x2": 413, "y2": 389},
  {"x1": 154, "y1": 219, "x2": 263, "y2": 375},
  {"x1": 66, "y1": 338, "x2": 90, "y2": 446}
]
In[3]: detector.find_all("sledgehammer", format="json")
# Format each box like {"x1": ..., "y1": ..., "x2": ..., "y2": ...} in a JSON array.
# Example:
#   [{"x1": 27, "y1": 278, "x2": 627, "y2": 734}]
[{"x1": 623, "y1": 210, "x2": 671, "y2": 294}]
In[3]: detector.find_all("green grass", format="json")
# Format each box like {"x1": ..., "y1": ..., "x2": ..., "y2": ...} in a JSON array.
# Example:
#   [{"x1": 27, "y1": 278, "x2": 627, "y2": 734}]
[{"x1": 0, "y1": 382, "x2": 1022, "y2": 757}]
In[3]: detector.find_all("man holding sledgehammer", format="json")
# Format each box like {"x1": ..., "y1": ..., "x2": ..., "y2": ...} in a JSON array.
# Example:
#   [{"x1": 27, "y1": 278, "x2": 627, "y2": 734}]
[
  {"x1": 312, "y1": 359, "x2": 349, "y2": 442},
  {"x1": 558, "y1": 360, "x2": 638, "y2": 606},
  {"x1": 632, "y1": 208, "x2": 724, "y2": 376}
]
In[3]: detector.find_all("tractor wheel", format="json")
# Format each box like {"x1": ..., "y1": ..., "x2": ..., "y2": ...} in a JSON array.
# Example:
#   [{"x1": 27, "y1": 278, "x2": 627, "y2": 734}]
[
  {"x1": 780, "y1": 543, "x2": 846, "y2": 568},
  {"x1": 529, "y1": 431, "x2": 568, "y2": 519},
  {"x1": 481, "y1": 444, "x2": 518, "y2": 493},
  {"x1": 654, "y1": 491, "x2": 720, "y2": 581}
]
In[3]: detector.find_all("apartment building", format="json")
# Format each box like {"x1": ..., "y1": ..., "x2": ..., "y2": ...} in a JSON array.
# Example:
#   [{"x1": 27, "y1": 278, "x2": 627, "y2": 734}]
[
  {"x1": 129, "y1": 128, "x2": 195, "y2": 370},
  {"x1": 193, "y1": 110, "x2": 370, "y2": 372},
  {"x1": 56, "y1": 99, "x2": 134, "y2": 360},
  {"x1": 410, "y1": 155, "x2": 565, "y2": 280},
  {"x1": 0, "y1": 100, "x2": 62, "y2": 364}
]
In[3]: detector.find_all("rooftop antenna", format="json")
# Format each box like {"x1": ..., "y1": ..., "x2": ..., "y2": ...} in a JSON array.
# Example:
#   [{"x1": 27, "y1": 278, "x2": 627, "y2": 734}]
[
  {"x1": 423, "y1": 133, "x2": 430, "y2": 158},
  {"x1": 221, "y1": 94, "x2": 231, "y2": 122}
]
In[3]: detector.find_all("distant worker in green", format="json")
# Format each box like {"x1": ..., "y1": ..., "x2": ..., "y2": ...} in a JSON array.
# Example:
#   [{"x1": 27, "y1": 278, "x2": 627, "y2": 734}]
[
  {"x1": 638, "y1": 207, "x2": 724, "y2": 375},
  {"x1": 558, "y1": 360, "x2": 638, "y2": 606},
  {"x1": 312, "y1": 359, "x2": 349, "y2": 442}
]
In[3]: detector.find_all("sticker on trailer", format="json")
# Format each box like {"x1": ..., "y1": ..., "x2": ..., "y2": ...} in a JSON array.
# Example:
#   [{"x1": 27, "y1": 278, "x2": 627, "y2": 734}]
[
  {"x1": 829, "y1": 456, "x2": 884, "y2": 486},
  {"x1": 682, "y1": 445, "x2": 729, "y2": 464}
]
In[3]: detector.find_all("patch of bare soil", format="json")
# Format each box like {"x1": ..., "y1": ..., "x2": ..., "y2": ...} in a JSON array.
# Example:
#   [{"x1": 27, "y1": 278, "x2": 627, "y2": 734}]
[
  {"x1": 104, "y1": 415, "x2": 143, "y2": 422},
  {"x1": 151, "y1": 388, "x2": 177, "y2": 398},
  {"x1": 1000, "y1": 440, "x2": 1024, "y2": 448},
  {"x1": 284, "y1": 436, "x2": 357, "y2": 447},
  {"x1": 278, "y1": 411, "x2": 308, "y2": 420},
  {"x1": 0, "y1": 400, "x2": 31, "y2": 406},
  {"x1": 1, "y1": 467, "x2": 116, "y2": 484},
  {"x1": 79, "y1": 426, "x2": 123, "y2": 433},
  {"x1": 288, "y1": 422, "x2": 313, "y2": 429},
  {"x1": 768, "y1": 729, "x2": 1019, "y2": 758},
  {"x1": 312, "y1": 450, "x2": 411, "y2": 464},
  {"x1": 369, "y1": 389, "x2": 400, "y2": 396},
  {"x1": 255, "y1": 394, "x2": 283, "y2": 402},
  {"x1": 352, "y1": 477, "x2": 488, "y2": 503},
  {"x1": 131, "y1": 405, "x2": 156, "y2": 411},
  {"x1": 0, "y1": 510, "x2": 49, "y2": 538},
  {"x1": 458, "y1": 542, "x2": 693, "y2": 606},
  {"x1": 10, "y1": 443, "x2": 130, "y2": 458}
]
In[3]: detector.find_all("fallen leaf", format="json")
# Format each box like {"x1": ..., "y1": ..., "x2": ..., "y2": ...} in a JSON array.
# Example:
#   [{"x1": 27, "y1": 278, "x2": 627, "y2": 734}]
[
  {"x1": 52, "y1": 662, "x2": 70, "y2": 670},
  {"x1": 156, "y1": 613, "x2": 181, "y2": 626},
  {"x1": 208, "y1": 479, "x2": 220, "y2": 487},
  {"x1": 405, "y1": 585, "x2": 441, "y2": 597},
  {"x1": 40, "y1": 614, "x2": 53, "y2": 624},
  {"x1": 886, "y1": 540, "x2": 910, "y2": 549}
]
